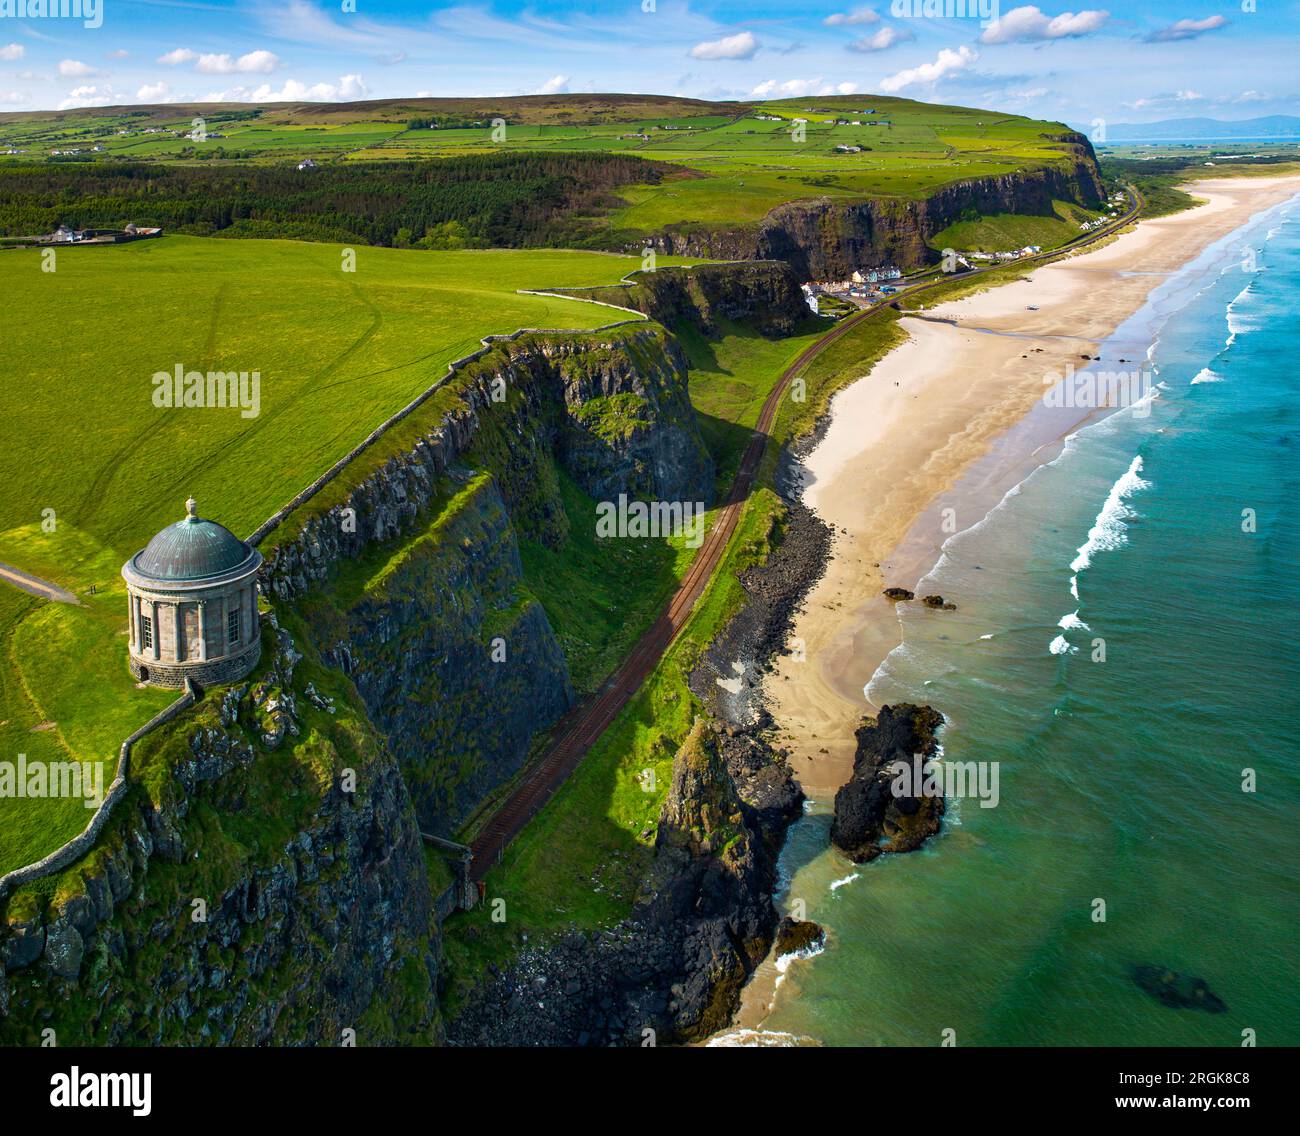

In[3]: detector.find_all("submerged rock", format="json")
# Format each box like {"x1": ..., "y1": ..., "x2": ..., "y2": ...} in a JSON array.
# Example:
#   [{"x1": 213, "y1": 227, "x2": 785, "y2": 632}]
[
  {"x1": 883, "y1": 587, "x2": 914, "y2": 602},
  {"x1": 1133, "y1": 965, "x2": 1228, "y2": 1014},
  {"x1": 921, "y1": 594, "x2": 957, "y2": 610}
]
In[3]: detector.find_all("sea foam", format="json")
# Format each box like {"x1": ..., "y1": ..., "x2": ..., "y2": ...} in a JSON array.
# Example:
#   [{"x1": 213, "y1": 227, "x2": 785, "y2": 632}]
[{"x1": 1069, "y1": 455, "x2": 1150, "y2": 576}]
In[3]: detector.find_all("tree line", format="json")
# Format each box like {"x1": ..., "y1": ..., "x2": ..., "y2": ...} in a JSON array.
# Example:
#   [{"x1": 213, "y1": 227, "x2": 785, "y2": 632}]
[{"x1": 0, "y1": 151, "x2": 666, "y2": 249}]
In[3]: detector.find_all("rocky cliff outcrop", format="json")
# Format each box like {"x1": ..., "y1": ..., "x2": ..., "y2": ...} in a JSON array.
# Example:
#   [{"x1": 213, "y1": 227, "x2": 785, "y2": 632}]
[
  {"x1": 616, "y1": 261, "x2": 810, "y2": 337},
  {"x1": 831, "y1": 703, "x2": 946, "y2": 862},
  {"x1": 316, "y1": 475, "x2": 574, "y2": 836},
  {"x1": 259, "y1": 323, "x2": 712, "y2": 839},
  {"x1": 0, "y1": 617, "x2": 439, "y2": 1044},
  {"x1": 262, "y1": 324, "x2": 712, "y2": 603},
  {"x1": 649, "y1": 152, "x2": 1106, "y2": 280},
  {"x1": 448, "y1": 718, "x2": 802, "y2": 1046}
]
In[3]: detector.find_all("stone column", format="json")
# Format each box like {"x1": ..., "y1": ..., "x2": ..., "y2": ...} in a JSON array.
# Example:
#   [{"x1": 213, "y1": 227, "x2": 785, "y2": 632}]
[
  {"x1": 197, "y1": 600, "x2": 208, "y2": 661},
  {"x1": 151, "y1": 600, "x2": 161, "y2": 661}
]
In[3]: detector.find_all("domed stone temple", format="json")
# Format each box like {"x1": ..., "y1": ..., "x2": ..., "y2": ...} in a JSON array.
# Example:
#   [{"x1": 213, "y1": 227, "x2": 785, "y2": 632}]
[{"x1": 122, "y1": 498, "x2": 263, "y2": 687}]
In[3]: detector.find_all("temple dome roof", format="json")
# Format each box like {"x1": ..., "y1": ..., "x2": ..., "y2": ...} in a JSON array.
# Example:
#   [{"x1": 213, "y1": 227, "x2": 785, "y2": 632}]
[{"x1": 129, "y1": 497, "x2": 258, "y2": 583}]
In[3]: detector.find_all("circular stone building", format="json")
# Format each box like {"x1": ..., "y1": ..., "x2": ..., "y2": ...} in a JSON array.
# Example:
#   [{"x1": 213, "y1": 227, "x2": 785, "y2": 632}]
[{"x1": 122, "y1": 498, "x2": 262, "y2": 688}]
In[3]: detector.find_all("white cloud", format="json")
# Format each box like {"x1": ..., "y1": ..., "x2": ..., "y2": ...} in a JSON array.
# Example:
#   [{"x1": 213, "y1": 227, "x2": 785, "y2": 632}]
[
  {"x1": 1145, "y1": 15, "x2": 1228, "y2": 43},
  {"x1": 750, "y1": 77, "x2": 859, "y2": 98},
  {"x1": 206, "y1": 73, "x2": 368, "y2": 103},
  {"x1": 59, "y1": 60, "x2": 98, "y2": 78},
  {"x1": 0, "y1": 43, "x2": 24, "y2": 62},
  {"x1": 689, "y1": 31, "x2": 760, "y2": 61},
  {"x1": 106, "y1": 49, "x2": 130, "y2": 61},
  {"x1": 196, "y1": 51, "x2": 280, "y2": 75},
  {"x1": 848, "y1": 26, "x2": 912, "y2": 52},
  {"x1": 980, "y1": 6, "x2": 1109, "y2": 45},
  {"x1": 0, "y1": 89, "x2": 29, "y2": 105},
  {"x1": 536, "y1": 74, "x2": 570, "y2": 94},
  {"x1": 136, "y1": 81, "x2": 171, "y2": 101},
  {"x1": 158, "y1": 48, "x2": 198, "y2": 66},
  {"x1": 58, "y1": 84, "x2": 119, "y2": 110},
  {"x1": 1228, "y1": 90, "x2": 1269, "y2": 104},
  {"x1": 825, "y1": 8, "x2": 879, "y2": 25},
  {"x1": 879, "y1": 45, "x2": 978, "y2": 93}
]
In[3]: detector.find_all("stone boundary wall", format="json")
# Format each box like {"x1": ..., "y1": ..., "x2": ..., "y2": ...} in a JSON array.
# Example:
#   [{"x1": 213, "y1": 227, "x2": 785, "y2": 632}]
[
  {"x1": 0, "y1": 677, "x2": 197, "y2": 904},
  {"x1": 245, "y1": 311, "x2": 649, "y2": 549}
]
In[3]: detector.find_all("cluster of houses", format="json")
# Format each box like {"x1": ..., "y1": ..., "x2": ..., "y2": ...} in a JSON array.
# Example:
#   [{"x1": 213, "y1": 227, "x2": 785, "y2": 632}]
[
  {"x1": 802, "y1": 266, "x2": 905, "y2": 311},
  {"x1": 43, "y1": 222, "x2": 162, "y2": 245},
  {"x1": 834, "y1": 144, "x2": 864, "y2": 154},
  {"x1": 49, "y1": 145, "x2": 103, "y2": 156},
  {"x1": 965, "y1": 245, "x2": 1043, "y2": 261}
]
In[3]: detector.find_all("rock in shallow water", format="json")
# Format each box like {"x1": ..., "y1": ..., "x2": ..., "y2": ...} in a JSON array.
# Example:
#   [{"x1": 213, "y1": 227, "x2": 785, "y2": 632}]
[
  {"x1": 774, "y1": 917, "x2": 824, "y2": 958},
  {"x1": 1133, "y1": 965, "x2": 1228, "y2": 1013}
]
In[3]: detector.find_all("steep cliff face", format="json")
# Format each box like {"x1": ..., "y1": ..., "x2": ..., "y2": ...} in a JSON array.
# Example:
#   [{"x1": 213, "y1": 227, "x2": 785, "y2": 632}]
[
  {"x1": 261, "y1": 323, "x2": 713, "y2": 839},
  {"x1": 308, "y1": 475, "x2": 574, "y2": 836},
  {"x1": 0, "y1": 617, "x2": 439, "y2": 1044},
  {"x1": 618, "y1": 261, "x2": 810, "y2": 337},
  {"x1": 648, "y1": 152, "x2": 1106, "y2": 279}
]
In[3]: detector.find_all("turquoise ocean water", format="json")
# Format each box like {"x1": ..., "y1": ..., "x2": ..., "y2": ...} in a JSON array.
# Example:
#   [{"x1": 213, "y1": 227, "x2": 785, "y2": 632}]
[{"x1": 756, "y1": 195, "x2": 1300, "y2": 1047}]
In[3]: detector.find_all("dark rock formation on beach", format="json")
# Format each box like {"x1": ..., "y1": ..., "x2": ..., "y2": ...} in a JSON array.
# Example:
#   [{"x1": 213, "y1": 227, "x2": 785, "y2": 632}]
[
  {"x1": 831, "y1": 704, "x2": 945, "y2": 863},
  {"x1": 883, "y1": 587, "x2": 915, "y2": 602},
  {"x1": 689, "y1": 498, "x2": 832, "y2": 727},
  {"x1": 922, "y1": 594, "x2": 957, "y2": 610},
  {"x1": 774, "y1": 917, "x2": 825, "y2": 958},
  {"x1": 1133, "y1": 965, "x2": 1228, "y2": 1014}
]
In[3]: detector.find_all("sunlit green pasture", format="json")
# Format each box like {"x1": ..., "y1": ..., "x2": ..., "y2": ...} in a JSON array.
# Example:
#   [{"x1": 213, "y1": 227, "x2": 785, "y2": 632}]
[{"x1": 0, "y1": 234, "x2": 699, "y2": 875}]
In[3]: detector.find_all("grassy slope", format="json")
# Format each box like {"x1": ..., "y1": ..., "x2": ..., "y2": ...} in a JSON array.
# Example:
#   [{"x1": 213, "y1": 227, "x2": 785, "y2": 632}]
[
  {"x1": 930, "y1": 199, "x2": 1098, "y2": 252},
  {"x1": 0, "y1": 235, "x2": 698, "y2": 875}
]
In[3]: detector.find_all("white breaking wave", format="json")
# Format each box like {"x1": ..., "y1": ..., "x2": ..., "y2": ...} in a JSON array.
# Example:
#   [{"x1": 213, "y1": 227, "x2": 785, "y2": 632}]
[
  {"x1": 829, "y1": 872, "x2": 859, "y2": 892},
  {"x1": 1054, "y1": 455, "x2": 1150, "y2": 653},
  {"x1": 1069, "y1": 455, "x2": 1151, "y2": 575},
  {"x1": 1191, "y1": 367, "x2": 1224, "y2": 385},
  {"x1": 705, "y1": 1028, "x2": 811, "y2": 1047},
  {"x1": 775, "y1": 939, "x2": 827, "y2": 974}
]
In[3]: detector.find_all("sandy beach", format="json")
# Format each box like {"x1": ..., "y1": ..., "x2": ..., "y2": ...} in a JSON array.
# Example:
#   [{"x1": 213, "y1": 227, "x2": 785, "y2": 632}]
[{"x1": 764, "y1": 173, "x2": 1300, "y2": 802}]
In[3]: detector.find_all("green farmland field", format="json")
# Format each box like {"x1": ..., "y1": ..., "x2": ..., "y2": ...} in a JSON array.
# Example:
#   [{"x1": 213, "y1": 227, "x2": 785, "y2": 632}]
[
  {"x1": 0, "y1": 235, "x2": 699, "y2": 876},
  {"x1": 0, "y1": 94, "x2": 1097, "y2": 246}
]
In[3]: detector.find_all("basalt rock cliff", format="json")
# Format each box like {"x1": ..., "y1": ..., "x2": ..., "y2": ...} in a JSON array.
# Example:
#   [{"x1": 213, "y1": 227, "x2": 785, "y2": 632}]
[
  {"x1": 261, "y1": 323, "x2": 713, "y2": 837},
  {"x1": 648, "y1": 149, "x2": 1105, "y2": 280},
  {"x1": 0, "y1": 617, "x2": 439, "y2": 1044},
  {"x1": 448, "y1": 717, "x2": 802, "y2": 1046}
]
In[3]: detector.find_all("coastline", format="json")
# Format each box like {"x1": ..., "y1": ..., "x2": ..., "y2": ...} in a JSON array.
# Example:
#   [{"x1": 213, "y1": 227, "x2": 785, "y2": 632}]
[
  {"x1": 716, "y1": 173, "x2": 1300, "y2": 1040},
  {"x1": 763, "y1": 173, "x2": 1300, "y2": 802}
]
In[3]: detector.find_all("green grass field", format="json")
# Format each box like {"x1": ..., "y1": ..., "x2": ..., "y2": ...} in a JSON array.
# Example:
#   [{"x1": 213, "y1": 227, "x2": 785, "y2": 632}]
[
  {"x1": 0, "y1": 235, "x2": 701, "y2": 876},
  {"x1": 0, "y1": 94, "x2": 1096, "y2": 246}
]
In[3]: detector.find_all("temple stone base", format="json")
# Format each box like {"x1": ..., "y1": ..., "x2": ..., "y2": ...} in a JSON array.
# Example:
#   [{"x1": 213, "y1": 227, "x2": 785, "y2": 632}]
[{"x1": 129, "y1": 638, "x2": 261, "y2": 689}]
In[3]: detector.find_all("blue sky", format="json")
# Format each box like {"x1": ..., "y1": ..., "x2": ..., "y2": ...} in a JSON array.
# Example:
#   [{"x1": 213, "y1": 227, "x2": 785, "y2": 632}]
[{"x1": 0, "y1": 1, "x2": 1294, "y2": 125}]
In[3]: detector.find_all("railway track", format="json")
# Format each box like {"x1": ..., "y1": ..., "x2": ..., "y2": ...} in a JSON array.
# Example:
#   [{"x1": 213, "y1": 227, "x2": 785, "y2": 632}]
[{"x1": 467, "y1": 187, "x2": 1142, "y2": 881}]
